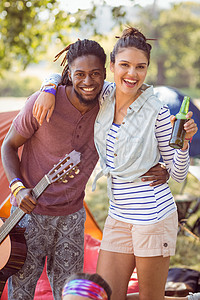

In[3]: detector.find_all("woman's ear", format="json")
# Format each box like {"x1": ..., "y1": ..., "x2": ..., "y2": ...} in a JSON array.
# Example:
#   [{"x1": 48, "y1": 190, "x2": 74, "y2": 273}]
[{"x1": 110, "y1": 62, "x2": 114, "y2": 73}]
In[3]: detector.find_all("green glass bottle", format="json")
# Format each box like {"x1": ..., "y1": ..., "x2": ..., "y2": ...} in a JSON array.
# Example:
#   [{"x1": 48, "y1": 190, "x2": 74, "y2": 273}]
[{"x1": 169, "y1": 96, "x2": 190, "y2": 149}]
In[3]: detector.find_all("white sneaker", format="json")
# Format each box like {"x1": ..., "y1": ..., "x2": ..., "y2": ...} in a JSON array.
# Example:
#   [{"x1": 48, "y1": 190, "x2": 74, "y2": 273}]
[{"x1": 187, "y1": 292, "x2": 200, "y2": 300}]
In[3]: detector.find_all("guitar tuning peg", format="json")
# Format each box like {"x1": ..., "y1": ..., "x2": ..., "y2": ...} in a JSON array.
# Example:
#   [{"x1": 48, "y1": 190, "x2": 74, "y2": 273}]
[
  {"x1": 68, "y1": 174, "x2": 74, "y2": 178},
  {"x1": 62, "y1": 179, "x2": 68, "y2": 183},
  {"x1": 74, "y1": 168, "x2": 80, "y2": 174}
]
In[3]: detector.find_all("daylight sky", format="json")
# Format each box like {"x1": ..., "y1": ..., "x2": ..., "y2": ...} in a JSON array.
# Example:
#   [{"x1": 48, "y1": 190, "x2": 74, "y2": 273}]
[{"x1": 59, "y1": 0, "x2": 200, "y2": 13}]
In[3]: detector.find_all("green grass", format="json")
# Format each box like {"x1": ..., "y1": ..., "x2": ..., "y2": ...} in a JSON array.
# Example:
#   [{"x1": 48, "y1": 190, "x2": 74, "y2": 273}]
[
  {"x1": 85, "y1": 169, "x2": 200, "y2": 271},
  {"x1": 170, "y1": 236, "x2": 200, "y2": 271}
]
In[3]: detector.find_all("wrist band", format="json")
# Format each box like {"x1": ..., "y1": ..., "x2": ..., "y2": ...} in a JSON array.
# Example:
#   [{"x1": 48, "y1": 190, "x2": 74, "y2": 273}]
[
  {"x1": 41, "y1": 86, "x2": 56, "y2": 96},
  {"x1": 185, "y1": 137, "x2": 193, "y2": 142},
  {"x1": 13, "y1": 186, "x2": 26, "y2": 198},
  {"x1": 10, "y1": 181, "x2": 25, "y2": 194},
  {"x1": 9, "y1": 177, "x2": 22, "y2": 188}
]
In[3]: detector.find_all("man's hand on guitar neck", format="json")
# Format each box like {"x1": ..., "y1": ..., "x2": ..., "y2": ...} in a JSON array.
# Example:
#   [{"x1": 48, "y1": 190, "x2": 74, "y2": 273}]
[{"x1": 16, "y1": 188, "x2": 37, "y2": 214}]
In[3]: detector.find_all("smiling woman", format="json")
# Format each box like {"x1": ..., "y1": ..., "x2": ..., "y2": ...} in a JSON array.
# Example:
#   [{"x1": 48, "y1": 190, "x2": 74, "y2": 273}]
[
  {"x1": 110, "y1": 47, "x2": 148, "y2": 123},
  {"x1": 91, "y1": 26, "x2": 198, "y2": 300}
]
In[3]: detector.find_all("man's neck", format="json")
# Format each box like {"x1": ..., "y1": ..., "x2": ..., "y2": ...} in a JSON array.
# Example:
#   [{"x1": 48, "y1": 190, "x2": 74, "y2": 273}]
[{"x1": 66, "y1": 86, "x2": 97, "y2": 115}]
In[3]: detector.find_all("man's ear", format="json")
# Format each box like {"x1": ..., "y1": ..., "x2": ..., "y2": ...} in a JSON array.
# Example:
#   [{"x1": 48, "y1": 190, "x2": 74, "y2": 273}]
[
  {"x1": 68, "y1": 69, "x2": 72, "y2": 81},
  {"x1": 110, "y1": 62, "x2": 114, "y2": 73}
]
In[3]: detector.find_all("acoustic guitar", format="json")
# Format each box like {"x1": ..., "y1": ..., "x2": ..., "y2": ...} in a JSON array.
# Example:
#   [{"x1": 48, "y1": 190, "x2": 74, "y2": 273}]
[{"x1": 0, "y1": 150, "x2": 81, "y2": 297}]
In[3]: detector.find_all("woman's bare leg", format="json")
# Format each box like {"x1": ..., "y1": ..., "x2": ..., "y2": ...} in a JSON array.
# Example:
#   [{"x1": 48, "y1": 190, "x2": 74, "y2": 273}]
[
  {"x1": 96, "y1": 249, "x2": 136, "y2": 300},
  {"x1": 126, "y1": 256, "x2": 191, "y2": 300},
  {"x1": 96, "y1": 250, "x2": 190, "y2": 300},
  {"x1": 135, "y1": 255, "x2": 170, "y2": 300}
]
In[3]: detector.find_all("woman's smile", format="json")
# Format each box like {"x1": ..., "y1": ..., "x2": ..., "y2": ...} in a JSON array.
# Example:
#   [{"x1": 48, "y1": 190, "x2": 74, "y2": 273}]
[
  {"x1": 110, "y1": 47, "x2": 148, "y2": 99},
  {"x1": 123, "y1": 78, "x2": 138, "y2": 88}
]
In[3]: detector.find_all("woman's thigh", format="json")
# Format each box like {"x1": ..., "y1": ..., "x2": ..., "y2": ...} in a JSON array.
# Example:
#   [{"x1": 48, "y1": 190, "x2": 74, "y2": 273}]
[
  {"x1": 136, "y1": 255, "x2": 170, "y2": 300},
  {"x1": 96, "y1": 249, "x2": 136, "y2": 300}
]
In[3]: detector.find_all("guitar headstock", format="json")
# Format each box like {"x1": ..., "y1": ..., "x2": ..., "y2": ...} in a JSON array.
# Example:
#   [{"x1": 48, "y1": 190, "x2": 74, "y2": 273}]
[{"x1": 47, "y1": 150, "x2": 81, "y2": 183}]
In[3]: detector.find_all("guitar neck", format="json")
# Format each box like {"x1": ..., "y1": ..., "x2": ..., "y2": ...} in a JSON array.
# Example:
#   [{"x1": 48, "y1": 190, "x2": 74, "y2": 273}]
[
  {"x1": 32, "y1": 174, "x2": 50, "y2": 199},
  {"x1": 0, "y1": 175, "x2": 50, "y2": 244}
]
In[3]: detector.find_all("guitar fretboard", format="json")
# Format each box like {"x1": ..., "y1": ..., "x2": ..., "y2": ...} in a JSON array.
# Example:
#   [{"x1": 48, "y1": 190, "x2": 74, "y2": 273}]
[
  {"x1": 0, "y1": 175, "x2": 50, "y2": 244},
  {"x1": 32, "y1": 175, "x2": 50, "y2": 199}
]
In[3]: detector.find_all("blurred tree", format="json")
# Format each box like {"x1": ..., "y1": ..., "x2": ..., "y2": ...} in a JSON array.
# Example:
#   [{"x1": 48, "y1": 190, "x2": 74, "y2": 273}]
[
  {"x1": 0, "y1": 73, "x2": 41, "y2": 96},
  {"x1": 0, "y1": 0, "x2": 78, "y2": 74},
  {"x1": 0, "y1": 0, "x2": 56, "y2": 72},
  {"x1": 0, "y1": 0, "x2": 135, "y2": 75},
  {"x1": 138, "y1": 2, "x2": 200, "y2": 88}
]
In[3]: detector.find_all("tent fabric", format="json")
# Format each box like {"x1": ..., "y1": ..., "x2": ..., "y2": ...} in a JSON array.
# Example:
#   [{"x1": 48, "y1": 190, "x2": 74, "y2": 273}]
[{"x1": 0, "y1": 111, "x2": 20, "y2": 205}]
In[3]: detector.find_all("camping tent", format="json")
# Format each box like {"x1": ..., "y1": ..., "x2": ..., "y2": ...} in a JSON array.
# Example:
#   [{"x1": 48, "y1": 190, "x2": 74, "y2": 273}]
[{"x1": 0, "y1": 110, "x2": 139, "y2": 299}]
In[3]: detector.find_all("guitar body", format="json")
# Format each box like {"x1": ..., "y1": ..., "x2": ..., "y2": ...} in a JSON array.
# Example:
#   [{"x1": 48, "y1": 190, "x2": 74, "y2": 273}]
[{"x1": 0, "y1": 218, "x2": 27, "y2": 298}]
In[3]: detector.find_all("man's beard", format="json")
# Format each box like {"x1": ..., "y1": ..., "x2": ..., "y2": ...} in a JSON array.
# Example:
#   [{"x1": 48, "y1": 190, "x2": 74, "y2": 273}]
[{"x1": 74, "y1": 89, "x2": 100, "y2": 106}]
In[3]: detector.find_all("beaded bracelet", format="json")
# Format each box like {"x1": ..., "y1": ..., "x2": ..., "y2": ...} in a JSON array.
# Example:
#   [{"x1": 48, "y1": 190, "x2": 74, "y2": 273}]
[
  {"x1": 10, "y1": 181, "x2": 24, "y2": 194},
  {"x1": 185, "y1": 137, "x2": 193, "y2": 142},
  {"x1": 13, "y1": 186, "x2": 26, "y2": 198},
  {"x1": 9, "y1": 177, "x2": 22, "y2": 188}
]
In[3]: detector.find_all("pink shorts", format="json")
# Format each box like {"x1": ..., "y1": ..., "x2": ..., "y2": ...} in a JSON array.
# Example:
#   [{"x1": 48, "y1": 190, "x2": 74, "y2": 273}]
[{"x1": 100, "y1": 211, "x2": 178, "y2": 257}]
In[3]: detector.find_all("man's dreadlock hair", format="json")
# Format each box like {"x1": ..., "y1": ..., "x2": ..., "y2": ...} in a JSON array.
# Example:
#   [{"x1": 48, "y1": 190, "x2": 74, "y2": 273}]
[{"x1": 54, "y1": 39, "x2": 106, "y2": 86}]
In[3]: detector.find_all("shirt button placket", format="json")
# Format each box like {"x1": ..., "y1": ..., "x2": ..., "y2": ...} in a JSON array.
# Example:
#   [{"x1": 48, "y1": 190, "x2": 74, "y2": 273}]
[{"x1": 76, "y1": 123, "x2": 82, "y2": 142}]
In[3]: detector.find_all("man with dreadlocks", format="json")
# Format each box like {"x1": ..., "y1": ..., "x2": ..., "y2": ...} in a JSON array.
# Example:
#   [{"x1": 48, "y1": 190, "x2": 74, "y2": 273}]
[{"x1": 1, "y1": 39, "x2": 107, "y2": 300}]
